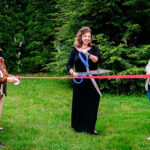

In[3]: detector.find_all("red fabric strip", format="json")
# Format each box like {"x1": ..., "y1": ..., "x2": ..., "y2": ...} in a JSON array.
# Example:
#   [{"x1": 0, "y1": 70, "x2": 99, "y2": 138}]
[{"x1": 18, "y1": 75, "x2": 150, "y2": 79}]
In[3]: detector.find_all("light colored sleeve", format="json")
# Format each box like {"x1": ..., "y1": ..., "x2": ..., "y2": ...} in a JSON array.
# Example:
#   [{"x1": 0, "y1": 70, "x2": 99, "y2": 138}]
[{"x1": 146, "y1": 60, "x2": 150, "y2": 73}]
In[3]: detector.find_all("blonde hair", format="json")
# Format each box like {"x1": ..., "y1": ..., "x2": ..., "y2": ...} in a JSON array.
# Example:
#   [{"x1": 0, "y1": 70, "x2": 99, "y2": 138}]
[{"x1": 74, "y1": 27, "x2": 94, "y2": 48}]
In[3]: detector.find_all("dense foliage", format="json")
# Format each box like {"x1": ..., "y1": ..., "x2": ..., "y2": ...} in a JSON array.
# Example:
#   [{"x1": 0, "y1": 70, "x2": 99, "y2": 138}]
[
  {"x1": 0, "y1": 0, "x2": 150, "y2": 93},
  {"x1": 0, "y1": 0, "x2": 56, "y2": 73},
  {"x1": 45, "y1": 0, "x2": 150, "y2": 94}
]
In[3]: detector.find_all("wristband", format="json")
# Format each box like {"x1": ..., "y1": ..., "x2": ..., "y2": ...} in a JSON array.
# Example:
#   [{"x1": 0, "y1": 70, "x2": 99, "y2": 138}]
[{"x1": 4, "y1": 77, "x2": 7, "y2": 81}]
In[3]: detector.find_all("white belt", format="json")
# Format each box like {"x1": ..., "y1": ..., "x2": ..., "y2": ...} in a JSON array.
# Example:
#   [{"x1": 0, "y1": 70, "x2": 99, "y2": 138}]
[{"x1": 0, "y1": 71, "x2": 3, "y2": 96}]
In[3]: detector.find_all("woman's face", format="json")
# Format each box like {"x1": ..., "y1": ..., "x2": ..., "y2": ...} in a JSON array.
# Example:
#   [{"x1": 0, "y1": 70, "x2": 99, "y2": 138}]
[{"x1": 81, "y1": 32, "x2": 91, "y2": 46}]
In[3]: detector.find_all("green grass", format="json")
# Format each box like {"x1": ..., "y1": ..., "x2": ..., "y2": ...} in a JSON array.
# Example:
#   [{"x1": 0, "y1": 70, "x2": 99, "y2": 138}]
[{"x1": 0, "y1": 74, "x2": 150, "y2": 150}]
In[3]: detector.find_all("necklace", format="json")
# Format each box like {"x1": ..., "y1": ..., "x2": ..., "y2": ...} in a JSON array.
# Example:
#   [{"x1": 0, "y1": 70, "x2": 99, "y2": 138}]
[{"x1": 81, "y1": 46, "x2": 89, "y2": 50}]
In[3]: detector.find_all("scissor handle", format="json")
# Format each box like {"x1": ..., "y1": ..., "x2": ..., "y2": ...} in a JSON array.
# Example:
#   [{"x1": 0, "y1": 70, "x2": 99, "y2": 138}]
[
  {"x1": 79, "y1": 52, "x2": 89, "y2": 68},
  {"x1": 73, "y1": 74, "x2": 86, "y2": 84}
]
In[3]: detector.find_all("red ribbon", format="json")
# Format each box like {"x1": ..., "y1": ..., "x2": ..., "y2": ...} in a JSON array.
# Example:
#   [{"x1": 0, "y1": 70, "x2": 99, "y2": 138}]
[{"x1": 18, "y1": 75, "x2": 150, "y2": 79}]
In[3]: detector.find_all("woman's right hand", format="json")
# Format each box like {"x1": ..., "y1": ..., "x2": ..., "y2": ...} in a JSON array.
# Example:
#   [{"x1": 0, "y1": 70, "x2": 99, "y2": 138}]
[{"x1": 72, "y1": 72, "x2": 78, "y2": 77}]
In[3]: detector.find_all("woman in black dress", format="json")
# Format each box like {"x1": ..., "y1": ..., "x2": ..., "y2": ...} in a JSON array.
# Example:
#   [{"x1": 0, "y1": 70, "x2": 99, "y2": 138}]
[{"x1": 67, "y1": 27, "x2": 101, "y2": 135}]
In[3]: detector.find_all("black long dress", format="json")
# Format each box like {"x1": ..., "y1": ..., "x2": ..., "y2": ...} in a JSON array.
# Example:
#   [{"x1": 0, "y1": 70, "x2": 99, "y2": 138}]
[{"x1": 67, "y1": 46, "x2": 101, "y2": 134}]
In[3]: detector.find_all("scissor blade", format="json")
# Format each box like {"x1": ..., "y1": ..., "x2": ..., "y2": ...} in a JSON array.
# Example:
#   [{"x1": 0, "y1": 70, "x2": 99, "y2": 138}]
[
  {"x1": 90, "y1": 78, "x2": 102, "y2": 96},
  {"x1": 89, "y1": 69, "x2": 111, "y2": 75},
  {"x1": 86, "y1": 68, "x2": 102, "y2": 96},
  {"x1": 79, "y1": 69, "x2": 111, "y2": 75}
]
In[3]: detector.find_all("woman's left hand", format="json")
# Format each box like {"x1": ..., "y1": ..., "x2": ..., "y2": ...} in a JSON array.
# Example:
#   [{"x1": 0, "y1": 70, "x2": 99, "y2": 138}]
[
  {"x1": 81, "y1": 50, "x2": 88, "y2": 55},
  {"x1": 7, "y1": 77, "x2": 17, "y2": 83},
  {"x1": 7, "y1": 77, "x2": 20, "y2": 83}
]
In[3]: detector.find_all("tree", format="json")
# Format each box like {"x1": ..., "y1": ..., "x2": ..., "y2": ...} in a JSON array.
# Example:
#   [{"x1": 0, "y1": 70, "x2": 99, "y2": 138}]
[
  {"x1": 45, "y1": 0, "x2": 150, "y2": 93},
  {"x1": 0, "y1": 0, "x2": 56, "y2": 73}
]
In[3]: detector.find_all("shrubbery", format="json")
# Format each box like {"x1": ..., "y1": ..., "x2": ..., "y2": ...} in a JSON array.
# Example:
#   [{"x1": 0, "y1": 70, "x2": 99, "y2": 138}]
[
  {"x1": 0, "y1": 0, "x2": 150, "y2": 93},
  {"x1": 45, "y1": 0, "x2": 150, "y2": 94}
]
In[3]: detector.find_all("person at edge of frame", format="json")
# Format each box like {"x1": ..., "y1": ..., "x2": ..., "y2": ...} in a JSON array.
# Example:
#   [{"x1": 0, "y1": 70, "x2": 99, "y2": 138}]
[
  {"x1": 67, "y1": 26, "x2": 101, "y2": 135},
  {"x1": 0, "y1": 48, "x2": 20, "y2": 148},
  {"x1": 145, "y1": 60, "x2": 150, "y2": 101}
]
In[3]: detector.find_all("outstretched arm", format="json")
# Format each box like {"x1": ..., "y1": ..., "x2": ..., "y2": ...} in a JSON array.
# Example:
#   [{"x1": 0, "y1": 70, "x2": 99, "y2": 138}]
[{"x1": 0, "y1": 57, "x2": 19, "y2": 83}]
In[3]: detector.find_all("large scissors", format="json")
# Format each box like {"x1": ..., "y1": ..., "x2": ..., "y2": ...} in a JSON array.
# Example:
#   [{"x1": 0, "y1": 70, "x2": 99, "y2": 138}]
[{"x1": 73, "y1": 52, "x2": 111, "y2": 96}]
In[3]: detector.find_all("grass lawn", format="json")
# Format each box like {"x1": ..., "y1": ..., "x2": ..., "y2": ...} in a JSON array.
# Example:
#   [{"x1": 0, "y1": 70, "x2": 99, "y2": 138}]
[{"x1": 0, "y1": 75, "x2": 150, "y2": 150}]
